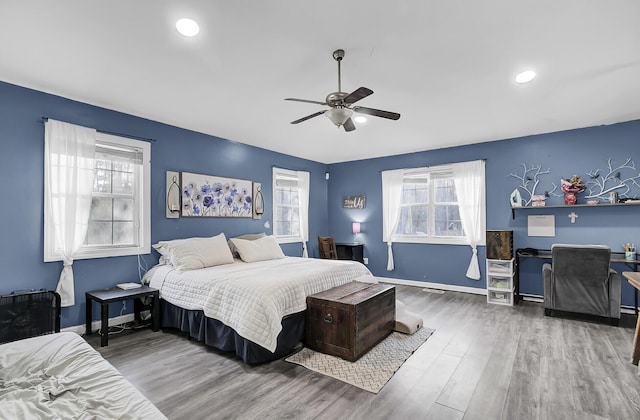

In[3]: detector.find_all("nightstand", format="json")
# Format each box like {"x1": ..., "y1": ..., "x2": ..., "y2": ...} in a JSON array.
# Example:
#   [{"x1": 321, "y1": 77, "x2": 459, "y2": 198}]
[
  {"x1": 85, "y1": 286, "x2": 160, "y2": 347},
  {"x1": 335, "y1": 242, "x2": 365, "y2": 264}
]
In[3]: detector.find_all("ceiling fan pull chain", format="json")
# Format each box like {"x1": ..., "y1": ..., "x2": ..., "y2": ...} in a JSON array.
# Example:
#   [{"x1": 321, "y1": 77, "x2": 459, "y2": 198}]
[{"x1": 337, "y1": 59, "x2": 342, "y2": 93}]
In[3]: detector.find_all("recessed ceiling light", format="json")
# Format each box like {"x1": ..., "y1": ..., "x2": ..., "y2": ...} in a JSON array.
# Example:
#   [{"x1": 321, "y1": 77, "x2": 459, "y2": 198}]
[
  {"x1": 515, "y1": 70, "x2": 536, "y2": 84},
  {"x1": 354, "y1": 116, "x2": 367, "y2": 123},
  {"x1": 176, "y1": 18, "x2": 199, "y2": 37}
]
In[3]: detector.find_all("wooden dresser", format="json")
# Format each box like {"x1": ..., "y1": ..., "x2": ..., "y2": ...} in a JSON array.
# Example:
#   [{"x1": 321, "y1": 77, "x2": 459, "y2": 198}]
[{"x1": 305, "y1": 282, "x2": 395, "y2": 362}]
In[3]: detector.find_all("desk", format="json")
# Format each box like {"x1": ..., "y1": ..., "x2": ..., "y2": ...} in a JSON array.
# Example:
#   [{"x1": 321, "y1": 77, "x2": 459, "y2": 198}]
[
  {"x1": 86, "y1": 286, "x2": 160, "y2": 347},
  {"x1": 621, "y1": 272, "x2": 640, "y2": 373},
  {"x1": 335, "y1": 242, "x2": 364, "y2": 264},
  {"x1": 516, "y1": 248, "x2": 640, "y2": 314}
]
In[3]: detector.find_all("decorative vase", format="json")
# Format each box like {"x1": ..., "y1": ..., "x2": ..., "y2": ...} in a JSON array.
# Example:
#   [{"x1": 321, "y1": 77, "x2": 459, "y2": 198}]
[
  {"x1": 564, "y1": 191, "x2": 577, "y2": 205},
  {"x1": 560, "y1": 178, "x2": 585, "y2": 205}
]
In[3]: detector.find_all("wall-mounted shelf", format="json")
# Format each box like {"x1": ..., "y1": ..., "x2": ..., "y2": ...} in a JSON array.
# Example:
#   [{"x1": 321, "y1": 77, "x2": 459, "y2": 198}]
[{"x1": 511, "y1": 201, "x2": 640, "y2": 219}]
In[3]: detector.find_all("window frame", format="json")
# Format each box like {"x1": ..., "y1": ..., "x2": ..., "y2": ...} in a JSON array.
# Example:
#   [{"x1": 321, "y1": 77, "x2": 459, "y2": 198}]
[
  {"x1": 393, "y1": 165, "x2": 471, "y2": 246},
  {"x1": 272, "y1": 167, "x2": 303, "y2": 244},
  {"x1": 44, "y1": 132, "x2": 151, "y2": 261}
]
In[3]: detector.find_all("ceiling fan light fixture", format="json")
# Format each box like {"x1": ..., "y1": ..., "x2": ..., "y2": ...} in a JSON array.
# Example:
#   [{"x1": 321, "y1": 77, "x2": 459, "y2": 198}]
[
  {"x1": 325, "y1": 107, "x2": 353, "y2": 127},
  {"x1": 286, "y1": 48, "x2": 400, "y2": 130}
]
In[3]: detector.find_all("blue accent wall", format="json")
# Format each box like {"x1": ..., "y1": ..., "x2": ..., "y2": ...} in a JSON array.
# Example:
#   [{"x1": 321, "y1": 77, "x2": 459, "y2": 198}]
[
  {"x1": 2, "y1": 79, "x2": 639, "y2": 328},
  {"x1": 0, "y1": 81, "x2": 329, "y2": 327},
  {"x1": 328, "y1": 121, "x2": 640, "y2": 307}
]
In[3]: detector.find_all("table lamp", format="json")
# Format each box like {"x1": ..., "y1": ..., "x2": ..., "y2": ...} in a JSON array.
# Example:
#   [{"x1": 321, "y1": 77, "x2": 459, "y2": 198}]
[{"x1": 352, "y1": 222, "x2": 361, "y2": 241}]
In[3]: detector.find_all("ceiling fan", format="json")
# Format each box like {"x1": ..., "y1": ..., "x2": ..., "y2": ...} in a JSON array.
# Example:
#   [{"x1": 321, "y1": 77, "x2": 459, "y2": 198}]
[{"x1": 285, "y1": 49, "x2": 401, "y2": 132}]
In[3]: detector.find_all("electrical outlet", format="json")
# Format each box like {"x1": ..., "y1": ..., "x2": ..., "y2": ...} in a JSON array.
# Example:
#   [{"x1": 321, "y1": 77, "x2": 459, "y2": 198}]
[{"x1": 363, "y1": 257, "x2": 369, "y2": 264}]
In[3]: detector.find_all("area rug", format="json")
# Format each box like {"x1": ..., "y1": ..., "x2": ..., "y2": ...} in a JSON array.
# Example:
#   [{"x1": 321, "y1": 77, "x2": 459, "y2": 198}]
[{"x1": 285, "y1": 327, "x2": 434, "y2": 393}]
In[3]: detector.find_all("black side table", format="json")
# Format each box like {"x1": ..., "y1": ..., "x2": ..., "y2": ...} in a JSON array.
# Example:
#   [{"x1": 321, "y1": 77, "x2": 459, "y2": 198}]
[
  {"x1": 86, "y1": 286, "x2": 160, "y2": 347},
  {"x1": 335, "y1": 242, "x2": 365, "y2": 264}
]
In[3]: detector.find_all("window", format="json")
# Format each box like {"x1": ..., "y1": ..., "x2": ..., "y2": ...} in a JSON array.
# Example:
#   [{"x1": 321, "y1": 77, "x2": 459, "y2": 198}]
[
  {"x1": 396, "y1": 171, "x2": 430, "y2": 236},
  {"x1": 45, "y1": 132, "x2": 150, "y2": 261},
  {"x1": 383, "y1": 160, "x2": 485, "y2": 273},
  {"x1": 433, "y1": 177, "x2": 463, "y2": 237},
  {"x1": 392, "y1": 166, "x2": 468, "y2": 245},
  {"x1": 272, "y1": 168, "x2": 309, "y2": 244}
]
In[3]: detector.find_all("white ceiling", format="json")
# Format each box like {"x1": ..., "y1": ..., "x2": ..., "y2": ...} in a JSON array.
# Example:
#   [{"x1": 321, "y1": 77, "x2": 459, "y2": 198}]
[{"x1": 2, "y1": 1, "x2": 639, "y2": 164}]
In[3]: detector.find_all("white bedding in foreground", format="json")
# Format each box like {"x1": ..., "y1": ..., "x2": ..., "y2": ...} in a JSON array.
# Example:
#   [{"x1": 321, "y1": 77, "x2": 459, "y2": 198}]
[
  {"x1": 148, "y1": 257, "x2": 372, "y2": 352},
  {"x1": 0, "y1": 332, "x2": 166, "y2": 420}
]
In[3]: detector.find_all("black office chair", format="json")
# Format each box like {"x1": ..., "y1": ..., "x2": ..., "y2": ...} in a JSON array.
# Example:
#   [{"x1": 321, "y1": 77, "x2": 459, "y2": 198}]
[{"x1": 542, "y1": 244, "x2": 621, "y2": 325}]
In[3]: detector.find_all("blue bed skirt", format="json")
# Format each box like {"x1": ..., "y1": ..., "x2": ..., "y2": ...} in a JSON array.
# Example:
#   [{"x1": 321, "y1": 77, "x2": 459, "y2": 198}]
[{"x1": 160, "y1": 300, "x2": 305, "y2": 364}]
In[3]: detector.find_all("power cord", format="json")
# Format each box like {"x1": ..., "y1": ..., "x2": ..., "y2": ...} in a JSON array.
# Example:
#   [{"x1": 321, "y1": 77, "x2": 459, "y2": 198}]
[
  {"x1": 137, "y1": 253, "x2": 156, "y2": 307},
  {"x1": 97, "y1": 302, "x2": 128, "y2": 336},
  {"x1": 137, "y1": 253, "x2": 149, "y2": 283}
]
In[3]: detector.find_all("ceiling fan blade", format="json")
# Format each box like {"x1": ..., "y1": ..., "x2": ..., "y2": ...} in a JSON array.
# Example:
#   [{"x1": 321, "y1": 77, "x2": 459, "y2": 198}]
[
  {"x1": 290, "y1": 111, "x2": 325, "y2": 124},
  {"x1": 353, "y1": 106, "x2": 401, "y2": 120},
  {"x1": 285, "y1": 98, "x2": 327, "y2": 106},
  {"x1": 343, "y1": 117, "x2": 356, "y2": 132},
  {"x1": 343, "y1": 87, "x2": 373, "y2": 104}
]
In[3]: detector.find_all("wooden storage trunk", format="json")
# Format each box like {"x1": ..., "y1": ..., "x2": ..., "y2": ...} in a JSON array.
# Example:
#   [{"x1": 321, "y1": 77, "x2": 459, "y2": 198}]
[{"x1": 305, "y1": 282, "x2": 395, "y2": 362}]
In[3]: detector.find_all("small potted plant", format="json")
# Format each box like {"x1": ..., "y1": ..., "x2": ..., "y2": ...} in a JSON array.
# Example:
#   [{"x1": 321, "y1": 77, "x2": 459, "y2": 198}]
[{"x1": 560, "y1": 175, "x2": 585, "y2": 205}]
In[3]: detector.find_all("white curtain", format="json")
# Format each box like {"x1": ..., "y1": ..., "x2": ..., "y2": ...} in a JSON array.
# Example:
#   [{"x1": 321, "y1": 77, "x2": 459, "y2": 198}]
[
  {"x1": 297, "y1": 171, "x2": 310, "y2": 257},
  {"x1": 381, "y1": 169, "x2": 404, "y2": 270},
  {"x1": 45, "y1": 119, "x2": 96, "y2": 306},
  {"x1": 452, "y1": 160, "x2": 486, "y2": 280}
]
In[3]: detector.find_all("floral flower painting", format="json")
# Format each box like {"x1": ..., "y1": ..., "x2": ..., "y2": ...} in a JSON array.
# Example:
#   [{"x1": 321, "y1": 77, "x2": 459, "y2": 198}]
[{"x1": 180, "y1": 172, "x2": 253, "y2": 217}]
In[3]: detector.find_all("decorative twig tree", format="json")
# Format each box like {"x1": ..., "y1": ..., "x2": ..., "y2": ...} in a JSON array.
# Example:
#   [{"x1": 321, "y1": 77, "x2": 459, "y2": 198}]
[
  {"x1": 585, "y1": 158, "x2": 640, "y2": 201},
  {"x1": 509, "y1": 163, "x2": 560, "y2": 206}
]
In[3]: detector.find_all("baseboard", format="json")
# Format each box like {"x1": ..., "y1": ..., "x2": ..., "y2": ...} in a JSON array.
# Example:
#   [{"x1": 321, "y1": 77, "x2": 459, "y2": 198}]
[
  {"x1": 376, "y1": 279, "x2": 638, "y2": 314},
  {"x1": 520, "y1": 293, "x2": 637, "y2": 315},
  {"x1": 62, "y1": 313, "x2": 136, "y2": 335},
  {"x1": 376, "y1": 277, "x2": 486, "y2": 295}
]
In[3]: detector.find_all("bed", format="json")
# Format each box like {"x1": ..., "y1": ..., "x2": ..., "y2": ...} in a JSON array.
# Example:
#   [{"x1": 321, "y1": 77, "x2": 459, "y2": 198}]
[
  {"x1": 0, "y1": 332, "x2": 166, "y2": 419},
  {"x1": 146, "y1": 233, "x2": 372, "y2": 363}
]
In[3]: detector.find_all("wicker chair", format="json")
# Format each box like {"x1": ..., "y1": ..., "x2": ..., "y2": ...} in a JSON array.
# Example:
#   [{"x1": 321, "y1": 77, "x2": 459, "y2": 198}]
[{"x1": 318, "y1": 236, "x2": 338, "y2": 259}]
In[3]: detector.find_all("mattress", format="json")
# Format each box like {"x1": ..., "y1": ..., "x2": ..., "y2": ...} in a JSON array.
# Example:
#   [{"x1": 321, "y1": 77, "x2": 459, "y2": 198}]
[
  {"x1": 147, "y1": 257, "x2": 372, "y2": 352},
  {"x1": 0, "y1": 332, "x2": 166, "y2": 419}
]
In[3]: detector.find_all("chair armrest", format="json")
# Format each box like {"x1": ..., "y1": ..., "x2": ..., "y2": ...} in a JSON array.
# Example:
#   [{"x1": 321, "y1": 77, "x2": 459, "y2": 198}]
[
  {"x1": 542, "y1": 263, "x2": 553, "y2": 309},
  {"x1": 608, "y1": 268, "x2": 621, "y2": 319}
]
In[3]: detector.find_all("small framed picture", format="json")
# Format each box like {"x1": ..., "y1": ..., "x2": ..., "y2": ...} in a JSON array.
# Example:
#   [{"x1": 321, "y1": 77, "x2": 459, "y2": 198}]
[{"x1": 343, "y1": 195, "x2": 366, "y2": 209}]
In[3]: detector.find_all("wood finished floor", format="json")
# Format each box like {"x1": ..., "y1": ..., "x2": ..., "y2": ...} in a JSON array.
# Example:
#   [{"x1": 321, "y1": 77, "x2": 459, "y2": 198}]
[{"x1": 86, "y1": 285, "x2": 640, "y2": 420}]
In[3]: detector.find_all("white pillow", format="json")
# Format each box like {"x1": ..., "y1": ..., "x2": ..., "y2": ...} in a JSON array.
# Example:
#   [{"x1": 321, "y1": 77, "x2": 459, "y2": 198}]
[
  {"x1": 153, "y1": 233, "x2": 234, "y2": 271},
  {"x1": 230, "y1": 235, "x2": 285, "y2": 263},
  {"x1": 228, "y1": 232, "x2": 266, "y2": 258}
]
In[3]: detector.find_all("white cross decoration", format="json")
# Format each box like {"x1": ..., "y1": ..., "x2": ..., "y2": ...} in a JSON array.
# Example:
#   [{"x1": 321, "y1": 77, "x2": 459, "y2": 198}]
[{"x1": 568, "y1": 211, "x2": 579, "y2": 223}]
